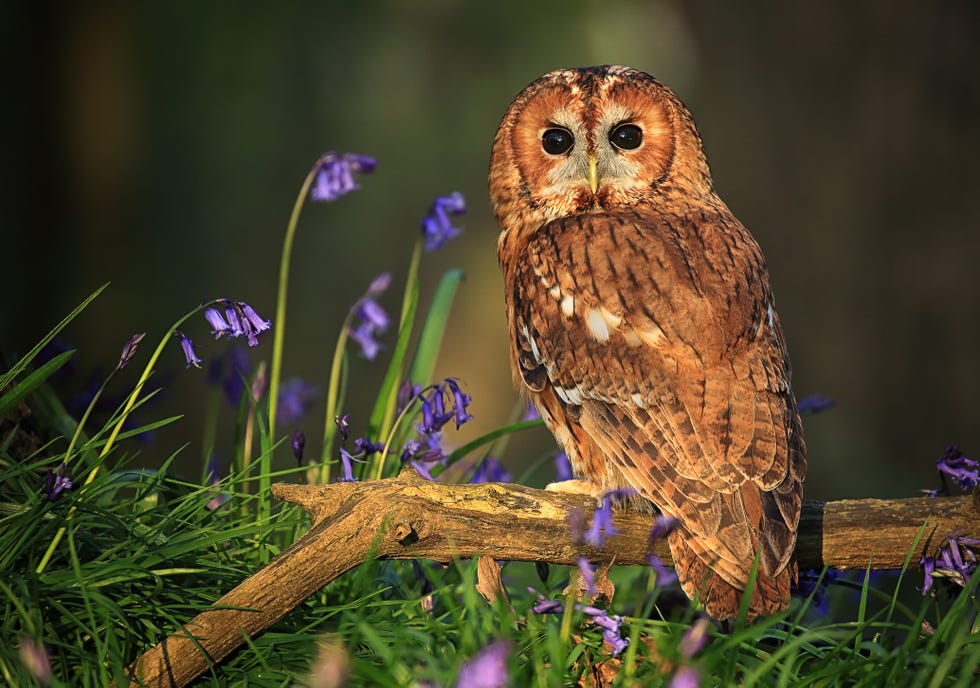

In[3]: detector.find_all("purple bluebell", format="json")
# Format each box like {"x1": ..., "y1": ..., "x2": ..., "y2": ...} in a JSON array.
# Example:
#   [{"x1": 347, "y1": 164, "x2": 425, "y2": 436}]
[
  {"x1": 797, "y1": 393, "x2": 836, "y2": 415},
  {"x1": 445, "y1": 378, "x2": 473, "y2": 428},
  {"x1": 647, "y1": 554, "x2": 678, "y2": 586},
  {"x1": 455, "y1": 640, "x2": 510, "y2": 688},
  {"x1": 397, "y1": 379, "x2": 422, "y2": 414},
  {"x1": 339, "y1": 447, "x2": 365, "y2": 482},
  {"x1": 175, "y1": 331, "x2": 203, "y2": 368},
  {"x1": 668, "y1": 666, "x2": 701, "y2": 688},
  {"x1": 529, "y1": 596, "x2": 564, "y2": 615},
  {"x1": 292, "y1": 431, "x2": 305, "y2": 462},
  {"x1": 554, "y1": 450, "x2": 572, "y2": 481},
  {"x1": 204, "y1": 306, "x2": 231, "y2": 338},
  {"x1": 354, "y1": 437, "x2": 385, "y2": 455},
  {"x1": 585, "y1": 490, "x2": 636, "y2": 548},
  {"x1": 18, "y1": 636, "x2": 52, "y2": 685},
  {"x1": 523, "y1": 402, "x2": 541, "y2": 421},
  {"x1": 678, "y1": 618, "x2": 711, "y2": 658},
  {"x1": 578, "y1": 557, "x2": 596, "y2": 595},
  {"x1": 579, "y1": 605, "x2": 630, "y2": 657},
  {"x1": 42, "y1": 464, "x2": 73, "y2": 501},
  {"x1": 470, "y1": 456, "x2": 512, "y2": 484},
  {"x1": 310, "y1": 152, "x2": 376, "y2": 202},
  {"x1": 919, "y1": 533, "x2": 979, "y2": 595},
  {"x1": 335, "y1": 414, "x2": 351, "y2": 442},
  {"x1": 936, "y1": 445, "x2": 978, "y2": 490},
  {"x1": 276, "y1": 378, "x2": 319, "y2": 426},
  {"x1": 792, "y1": 568, "x2": 842, "y2": 612},
  {"x1": 348, "y1": 274, "x2": 392, "y2": 360},
  {"x1": 421, "y1": 191, "x2": 466, "y2": 251},
  {"x1": 212, "y1": 346, "x2": 251, "y2": 407},
  {"x1": 117, "y1": 333, "x2": 145, "y2": 370}
]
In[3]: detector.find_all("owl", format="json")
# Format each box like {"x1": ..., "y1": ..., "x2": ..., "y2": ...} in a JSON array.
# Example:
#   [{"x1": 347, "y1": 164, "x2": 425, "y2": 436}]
[{"x1": 489, "y1": 66, "x2": 806, "y2": 621}]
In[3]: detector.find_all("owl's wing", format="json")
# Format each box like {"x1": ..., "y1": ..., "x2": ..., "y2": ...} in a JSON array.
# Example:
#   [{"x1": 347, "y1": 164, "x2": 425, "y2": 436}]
[{"x1": 508, "y1": 207, "x2": 806, "y2": 587}]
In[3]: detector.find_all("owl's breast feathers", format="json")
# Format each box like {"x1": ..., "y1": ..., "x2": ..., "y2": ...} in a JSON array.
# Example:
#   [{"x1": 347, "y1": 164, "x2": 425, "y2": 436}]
[{"x1": 498, "y1": 206, "x2": 806, "y2": 611}]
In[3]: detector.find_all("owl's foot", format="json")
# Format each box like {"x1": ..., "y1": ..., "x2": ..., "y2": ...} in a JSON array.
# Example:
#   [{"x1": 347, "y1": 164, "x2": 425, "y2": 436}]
[{"x1": 544, "y1": 479, "x2": 605, "y2": 497}]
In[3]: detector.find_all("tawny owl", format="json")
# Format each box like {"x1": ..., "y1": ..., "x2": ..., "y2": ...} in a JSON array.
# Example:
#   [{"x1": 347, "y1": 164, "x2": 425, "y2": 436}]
[{"x1": 489, "y1": 65, "x2": 806, "y2": 621}]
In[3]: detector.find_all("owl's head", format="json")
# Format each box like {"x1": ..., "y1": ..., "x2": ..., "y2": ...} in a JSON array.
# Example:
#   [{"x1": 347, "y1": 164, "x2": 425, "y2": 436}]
[{"x1": 489, "y1": 65, "x2": 714, "y2": 235}]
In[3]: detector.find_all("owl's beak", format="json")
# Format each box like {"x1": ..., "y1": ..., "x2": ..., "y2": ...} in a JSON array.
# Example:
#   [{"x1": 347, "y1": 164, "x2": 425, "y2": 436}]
[{"x1": 587, "y1": 156, "x2": 599, "y2": 194}]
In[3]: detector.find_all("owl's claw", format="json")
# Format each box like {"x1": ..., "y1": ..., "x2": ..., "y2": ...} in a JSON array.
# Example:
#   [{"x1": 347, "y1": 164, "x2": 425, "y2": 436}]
[{"x1": 544, "y1": 479, "x2": 604, "y2": 497}]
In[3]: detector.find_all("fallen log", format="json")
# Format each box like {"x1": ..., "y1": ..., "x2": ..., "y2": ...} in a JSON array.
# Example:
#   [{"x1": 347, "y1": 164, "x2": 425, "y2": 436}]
[{"x1": 126, "y1": 469, "x2": 979, "y2": 687}]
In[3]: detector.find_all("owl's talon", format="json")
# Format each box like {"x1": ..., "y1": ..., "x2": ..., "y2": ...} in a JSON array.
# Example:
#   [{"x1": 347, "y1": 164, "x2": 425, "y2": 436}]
[{"x1": 544, "y1": 479, "x2": 604, "y2": 497}]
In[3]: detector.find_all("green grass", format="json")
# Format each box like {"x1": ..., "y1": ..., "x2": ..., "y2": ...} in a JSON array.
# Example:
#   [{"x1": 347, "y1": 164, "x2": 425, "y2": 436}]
[{"x1": 2, "y1": 155, "x2": 977, "y2": 686}]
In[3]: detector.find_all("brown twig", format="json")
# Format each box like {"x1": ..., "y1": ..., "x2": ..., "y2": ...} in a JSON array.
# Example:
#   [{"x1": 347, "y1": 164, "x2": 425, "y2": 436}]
[{"x1": 125, "y1": 469, "x2": 979, "y2": 687}]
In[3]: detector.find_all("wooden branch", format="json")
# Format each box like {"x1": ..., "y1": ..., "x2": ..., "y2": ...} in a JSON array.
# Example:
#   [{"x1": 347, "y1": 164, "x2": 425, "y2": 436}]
[{"x1": 126, "y1": 469, "x2": 979, "y2": 687}]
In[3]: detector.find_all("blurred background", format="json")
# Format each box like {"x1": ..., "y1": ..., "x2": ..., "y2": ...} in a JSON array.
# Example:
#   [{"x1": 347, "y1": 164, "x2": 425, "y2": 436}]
[{"x1": 3, "y1": 1, "x2": 978, "y2": 501}]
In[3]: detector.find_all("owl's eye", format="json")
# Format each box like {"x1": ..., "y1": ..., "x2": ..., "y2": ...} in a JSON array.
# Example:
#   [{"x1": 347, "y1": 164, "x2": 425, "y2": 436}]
[
  {"x1": 609, "y1": 123, "x2": 643, "y2": 151},
  {"x1": 541, "y1": 128, "x2": 574, "y2": 155}
]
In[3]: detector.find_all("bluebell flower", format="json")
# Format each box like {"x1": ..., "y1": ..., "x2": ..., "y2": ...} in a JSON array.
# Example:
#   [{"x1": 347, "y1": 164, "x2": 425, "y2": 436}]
[
  {"x1": 339, "y1": 447, "x2": 365, "y2": 482},
  {"x1": 523, "y1": 402, "x2": 541, "y2": 421},
  {"x1": 577, "y1": 557, "x2": 596, "y2": 595},
  {"x1": 397, "y1": 379, "x2": 422, "y2": 414},
  {"x1": 470, "y1": 456, "x2": 512, "y2": 484},
  {"x1": 919, "y1": 533, "x2": 979, "y2": 595},
  {"x1": 175, "y1": 331, "x2": 203, "y2": 368},
  {"x1": 204, "y1": 306, "x2": 231, "y2": 338},
  {"x1": 936, "y1": 445, "x2": 978, "y2": 490},
  {"x1": 445, "y1": 378, "x2": 473, "y2": 428},
  {"x1": 678, "y1": 617, "x2": 711, "y2": 658},
  {"x1": 292, "y1": 431, "x2": 305, "y2": 462},
  {"x1": 206, "y1": 300, "x2": 271, "y2": 347},
  {"x1": 276, "y1": 378, "x2": 319, "y2": 426},
  {"x1": 792, "y1": 568, "x2": 842, "y2": 612},
  {"x1": 416, "y1": 379, "x2": 474, "y2": 435},
  {"x1": 421, "y1": 191, "x2": 466, "y2": 251},
  {"x1": 584, "y1": 489, "x2": 635, "y2": 548},
  {"x1": 455, "y1": 640, "x2": 510, "y2": 688},
  {"x1": 117, "y1": 333, "x2": 145, "y2": 370},
  {"x1": 18, "y1": 636, "x2": 52, "y2": 685},
  {"x1": 354, "y1": 436, "x2": 385, "y2": 455},
  {"x1": 42, "y1": 464, "x2": 72, "y2": 501},
  {"x1": 310, "y1": 152, "x2": 376, "y2": 202},
  {"x1": 797, "y1": 393, "x2": 836, "y2": 415},
  {"x1": 554, "y1": 450, "x2": 572, "y2": 481},
  {"x1": 579, "y1": 605, "x2": 630, "y2": 657},
  {"x1": 335, "y1": 414, "x2": 351, "y2": 442},
  {"x1": 646, "y1": 554, "x2": 678, "y2": 586},
  {"x1": 348, "y1": 274, "x2": 392, "y2": 360},
  {"x1": 668, "y1": 666, "x2": 701, "y2": 688}
]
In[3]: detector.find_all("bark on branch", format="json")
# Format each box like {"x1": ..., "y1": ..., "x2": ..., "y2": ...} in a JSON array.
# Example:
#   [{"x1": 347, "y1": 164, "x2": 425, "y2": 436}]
[{"x1": 126, "y1": 469, "x2": 979, "y2": 687}]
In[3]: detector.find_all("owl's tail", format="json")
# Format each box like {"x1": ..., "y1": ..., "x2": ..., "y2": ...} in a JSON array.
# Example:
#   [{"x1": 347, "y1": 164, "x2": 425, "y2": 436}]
[{"x1": 668, "y1": 531, "x2": 793, "y2": 622}]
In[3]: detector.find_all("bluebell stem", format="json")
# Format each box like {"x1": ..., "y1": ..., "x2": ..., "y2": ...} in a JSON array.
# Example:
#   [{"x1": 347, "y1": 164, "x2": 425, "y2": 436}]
[
  {"x1": 421, "y1": 191, "x2": 466, "y2": 252},
  {"x1": 42, "y1": 464, "x2": 72, "y2": 501},
  {"x1": 175, "y1": 331, "x2": 203, "y2": 368},
  {"x1": 310, "y1": 152, "x2": 376, "y2": 202},
  {"x1": 797, "y1": 393, "x2": 836, "y2": 415},
  {"x1": 117, "y1": 333, "x2": 145, "y2": 370},
  {"x1": 455, "y1": 640, "x2": 510, "y2": 688},
  {"x1": 348, "y1": 274, "x2": 392, "y2": 360},
  {"x1": 276, "y1": 378, "x2": 319, "y2": 426},
  {"x1": 292, "y1": 431, "x2": 306, "y2": 462}
]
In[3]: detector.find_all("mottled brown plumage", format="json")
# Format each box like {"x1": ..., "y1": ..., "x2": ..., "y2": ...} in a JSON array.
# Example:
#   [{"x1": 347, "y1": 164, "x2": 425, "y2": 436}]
[{"x1": 489, "y1": 65, "x2": 806, "y2": 620}]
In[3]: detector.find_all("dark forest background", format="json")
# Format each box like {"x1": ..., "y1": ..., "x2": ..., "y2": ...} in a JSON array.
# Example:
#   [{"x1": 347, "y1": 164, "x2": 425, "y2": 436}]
[{"x1": 3, "y1": 1, "x2": 978, "y2": 501}]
